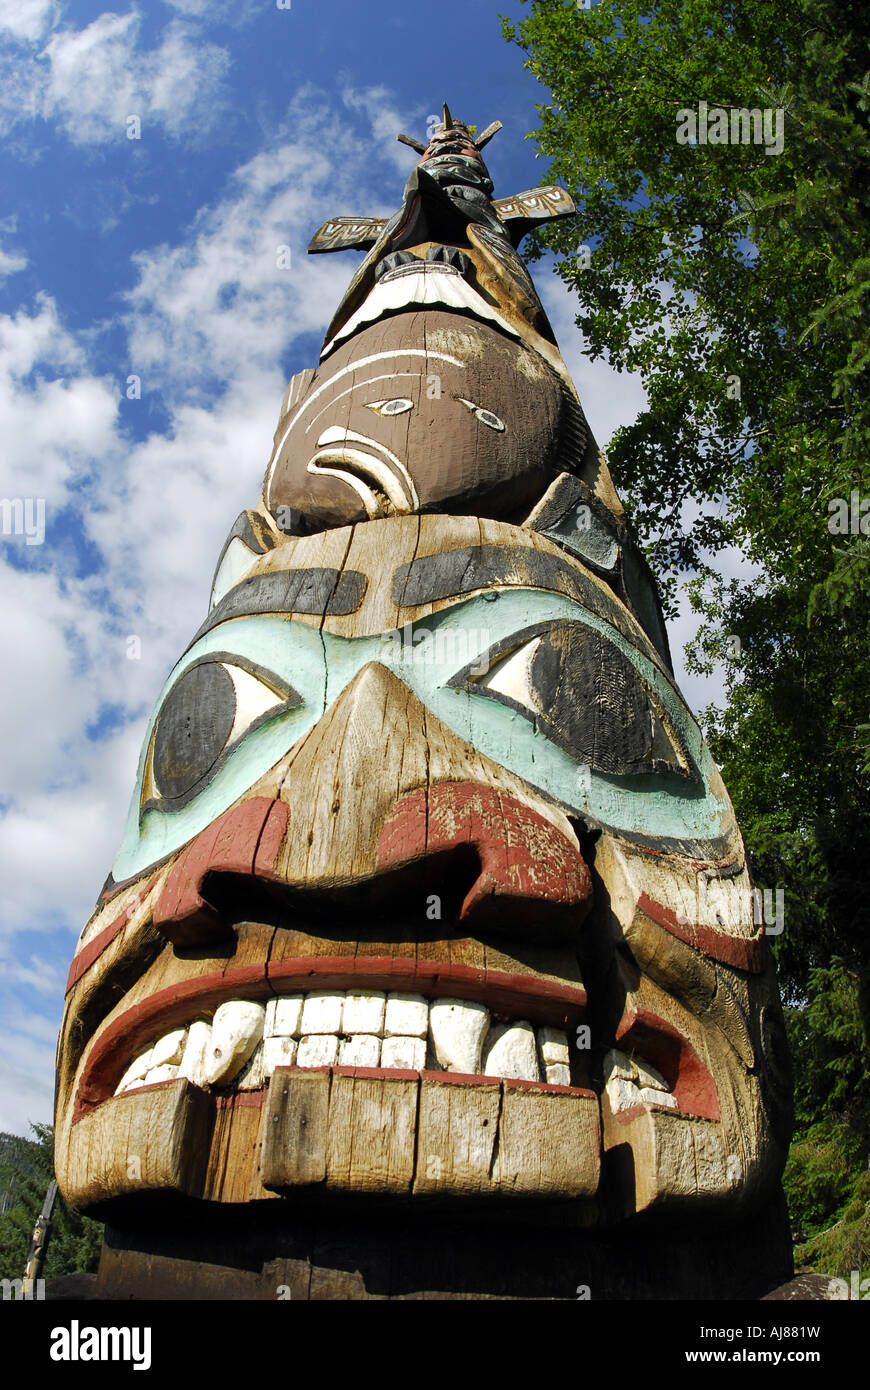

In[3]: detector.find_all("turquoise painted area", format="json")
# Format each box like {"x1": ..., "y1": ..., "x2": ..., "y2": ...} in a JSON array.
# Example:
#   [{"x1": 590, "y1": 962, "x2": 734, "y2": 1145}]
[{"x1": 111, "y1": 590, "x2": 728, "y2": 882}]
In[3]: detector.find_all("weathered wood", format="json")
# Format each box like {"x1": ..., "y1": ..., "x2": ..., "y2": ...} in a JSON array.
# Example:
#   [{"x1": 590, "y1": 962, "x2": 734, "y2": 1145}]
[
  {"x1": 325, "y1": 1072, "x2": 417, "y2": 1193},
  {"x1": 261, "y1": 1067, "x2": 330, "y2": 1189},
  {"x1": 63, "y1": 1080, "x2": 212, "y2": 1211},
  {"x1": 493, "y1": 1082, "x2": 600, "y2": 1198},
  {"x1": 413, "y1": 1076, "x2": 500, "y2": 1195}
]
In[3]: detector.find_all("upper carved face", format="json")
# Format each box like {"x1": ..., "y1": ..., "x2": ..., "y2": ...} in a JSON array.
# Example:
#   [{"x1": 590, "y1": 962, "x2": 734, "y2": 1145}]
[{"x1": 265, "y1": 312, "x2": 566, "y2": 528}]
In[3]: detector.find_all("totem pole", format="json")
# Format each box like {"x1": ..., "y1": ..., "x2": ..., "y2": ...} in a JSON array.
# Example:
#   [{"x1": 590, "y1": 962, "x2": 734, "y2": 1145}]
[{"x1": 55, "y1": 108, "x2": 793, "y2": 1300}]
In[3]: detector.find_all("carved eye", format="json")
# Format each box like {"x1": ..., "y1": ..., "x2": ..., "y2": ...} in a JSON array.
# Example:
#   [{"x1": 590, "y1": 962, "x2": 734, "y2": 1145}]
[
  {"x1": 456, "y1": 397, "x2": 505, "y2": 431},
  {"x1": 453, "y1": 621, "x2": 692, "y2": 780},
  {"x1": 145, "y1": 659, "x2": 302, "y2": 808},
  {"x1": 474, "y1": 637, "x2": 544, "y2": 713},
  {"x1": 365, "y1": 398, "x2": 414, "y2": 416}
]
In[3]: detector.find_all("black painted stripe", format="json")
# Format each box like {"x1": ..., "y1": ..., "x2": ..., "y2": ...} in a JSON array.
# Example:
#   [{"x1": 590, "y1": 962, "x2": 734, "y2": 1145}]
[
  {"x1": 393, "y1": 544, "x2": 670, "y2": 677},
  {"x1": 189, "y1": 567, "x2": 368, "y2": 647}
]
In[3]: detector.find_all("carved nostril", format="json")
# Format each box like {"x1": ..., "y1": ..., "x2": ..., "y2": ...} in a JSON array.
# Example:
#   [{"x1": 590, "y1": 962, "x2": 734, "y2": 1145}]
[
  {"x1": 152, "y1": 798, "x2": 289, "y2": 948},
  {"x1": 378, "y1": 782, "x2": 593, "y2": 942}
]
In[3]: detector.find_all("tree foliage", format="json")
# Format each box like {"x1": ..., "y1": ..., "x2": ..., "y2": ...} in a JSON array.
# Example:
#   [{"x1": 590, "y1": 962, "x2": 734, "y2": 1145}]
[
  {"x1": 503, "y1": 0, "x2": 870, "y2": 1260},
  {"x1": 0, "y1": 1125, "x2": 102, "y2": 1280}
]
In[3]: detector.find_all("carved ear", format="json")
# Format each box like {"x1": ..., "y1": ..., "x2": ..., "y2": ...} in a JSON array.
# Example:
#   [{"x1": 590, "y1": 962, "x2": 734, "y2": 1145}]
[
  {"x1": 524, "y1": 474, "x2": 673, "y2": 671},
  {"x1": 209, "y1": 509, "x2": 281, "y2": 610}
]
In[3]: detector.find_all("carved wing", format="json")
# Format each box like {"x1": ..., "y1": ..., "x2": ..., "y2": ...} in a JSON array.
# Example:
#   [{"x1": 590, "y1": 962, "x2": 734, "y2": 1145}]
[
  {"x1": 308, "y1": 216, "x2": 389, "y2": 254},
  {"x1": 493, "y1": 185, "x2": 576, "y2": 226},
  {"x1": 489, "y1": 186, "x2": 576, "y2": 248}
]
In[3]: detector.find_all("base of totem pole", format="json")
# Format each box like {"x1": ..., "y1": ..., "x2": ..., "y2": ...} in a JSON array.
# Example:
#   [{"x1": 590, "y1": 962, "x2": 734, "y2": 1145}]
[{"x1": 95, "y1": 1189, "x2": 793, "y2": 1300}]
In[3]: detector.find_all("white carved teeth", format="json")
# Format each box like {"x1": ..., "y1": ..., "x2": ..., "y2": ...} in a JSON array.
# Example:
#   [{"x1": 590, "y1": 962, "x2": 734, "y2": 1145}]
[
  {"x1": 381, "y1": 1036, "x2": 426, "y2": 1070},
  {"x1": 384, "y1": 992, "x2": 428, "y2": 1038},
  {"x1": 111, "y1": 1000, "x2": 683, "y2": 1118},
  {"x1": 115, "y1": 1049, "x2": 154, "y2": 1094},
  {"x1": 602, "y1": 1047, "x2": 679, "y2": 1112},
  {"x1": 429, "y1": 998, "x2": 490, "y2": 1074},
  {"x1": 482, "y1": 1021, "x2": 540, "y2": 1082},
  {"x1": 205, "y1": 1000, "x2": 265, "y2": 1086},
  {"x1": 338, "y1": 1034, "x2": 380, "y2": 1067},
  {"x1": 265, "y1": 996, "x2": 303, "y2": 1037},
  {"x1": 539, "y1": 1025, "x2": 572, "y2": 1086},
  {"x1": 150, "y1": 1028, "x2": 186, "y2": 1069},
  {"x1": 178, "y1": 1020, "x2": 212, "y2": 1088},
  {"x1": 300, "y1": 991, "x2": 343, "y2": 1035},
  {"x1": 342, "y1": 991, "x2": 385, "y2": 1034},
  {"x1": 263, "y1": 1035, "x2": 297, "y2": 1072},
  {"x1": 297, "y1": 1034, "x2": 340, "y2": 1068},
  {"x1": 112, "y1": 991, "x2": 577, "y2": 1097}
]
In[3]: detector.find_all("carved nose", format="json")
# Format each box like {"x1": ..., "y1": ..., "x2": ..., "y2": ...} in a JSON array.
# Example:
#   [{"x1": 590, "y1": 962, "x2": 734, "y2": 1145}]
[
  {"x1": 152, "y1": 661, "x2": 591, "y2": 945},
  {"x1": 377, "y1": 781, "x2": 592, "y2": 937}
]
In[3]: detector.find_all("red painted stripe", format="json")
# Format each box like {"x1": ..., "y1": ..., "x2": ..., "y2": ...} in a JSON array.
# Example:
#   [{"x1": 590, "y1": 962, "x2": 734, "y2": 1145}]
[
  {"x1": 329, "y1": 1065, "x2": 418, "y2": 1083},
  {"x1": 637, "y1": 891, "x2": 764, "y2": 972},
  {"x1": 265, "y1": 958, "x2": 588, "y2": 1023},
  {"x1": 65, "y1": 876, "x2": 158, "y2": 995},
  {"x1": 502, "y1": 1076, "x2": 596, "y2": 1099},
  {"x1": 215, "y1": 1090, "x2": 265, "y2": 1109}
]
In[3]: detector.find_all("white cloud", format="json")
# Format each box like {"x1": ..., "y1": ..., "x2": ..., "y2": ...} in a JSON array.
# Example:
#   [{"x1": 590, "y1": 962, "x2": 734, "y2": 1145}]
[
  {"x1": 0, "y1": 245, "x2": 26, "y2": 280},
  {"x1": 340, "y1": 83, "x2": 423, "y2": 176},
  {"x1": 0, "y1": 0, "x2": 56, "y2": 44},
  {"x1": 0, "y1": 294, "x2": 120, "y2": 504},
  {"x1": 0, "y1": 8, "x2": 231, "y2": 144},
  {"x1": 161, "y1": 0, "x2": 262, "y2": 19},
  {"x1": 0, "y1": 999, "x2": 58, "y2": 1133},
  {"x1": 41, "y1": 12, "x2": 231, "y2": 144}
]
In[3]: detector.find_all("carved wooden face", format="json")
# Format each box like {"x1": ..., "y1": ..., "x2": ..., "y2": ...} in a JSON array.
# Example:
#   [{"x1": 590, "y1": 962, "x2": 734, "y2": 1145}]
[
  {"x1": 55, "y1": 514, "x2": 790, "y2": 1221},
  {"x1": 265, "y1": 311, "x2": 565, "y2": 529}
]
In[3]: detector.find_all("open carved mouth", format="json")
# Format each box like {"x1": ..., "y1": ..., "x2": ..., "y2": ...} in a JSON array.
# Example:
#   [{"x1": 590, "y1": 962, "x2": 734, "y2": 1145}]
[{"x1": 71, "y1": 959, "x2": 715, "y2": 1125}]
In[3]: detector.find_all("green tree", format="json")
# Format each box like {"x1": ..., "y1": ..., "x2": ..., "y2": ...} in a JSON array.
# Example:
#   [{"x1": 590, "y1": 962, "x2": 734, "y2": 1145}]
[
  {"x1": 503, "y1": 0, "x2": 870, "y2": 1262},
  {"x1": 0, "y1": 1125, "x2": 102, "y2": 1280}
]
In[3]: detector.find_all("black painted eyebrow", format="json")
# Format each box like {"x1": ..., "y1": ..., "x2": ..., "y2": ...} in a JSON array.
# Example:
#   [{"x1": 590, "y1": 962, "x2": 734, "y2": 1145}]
[
  {"x1": 188, "y1": 567, "x2": 368, "y2": 648},
  {"x1": 392, "y1": 545, "x2": 669, "y2": 674}
]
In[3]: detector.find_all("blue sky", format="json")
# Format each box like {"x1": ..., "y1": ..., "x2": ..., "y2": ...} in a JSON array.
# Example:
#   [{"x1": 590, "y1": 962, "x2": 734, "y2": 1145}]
[{"x1": 0, "y1": 0, "x2": 729, "y2": 1136}]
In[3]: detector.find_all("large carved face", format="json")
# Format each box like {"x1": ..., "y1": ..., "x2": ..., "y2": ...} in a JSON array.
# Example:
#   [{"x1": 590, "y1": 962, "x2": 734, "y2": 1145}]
[
  {"x1": 55, "y1": 508, "x2": 790, "y2": 1220},
  {"x1": 55, "y1": 120, "x2": 789, "y2": 1229}
]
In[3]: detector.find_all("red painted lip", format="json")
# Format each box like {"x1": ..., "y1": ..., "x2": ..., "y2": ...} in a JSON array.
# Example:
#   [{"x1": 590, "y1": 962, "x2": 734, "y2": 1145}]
[
  {"x1": 614, "y1": 1009, "x2": 720, "y2": 1122},
  {"x1": 73, "y1": 957, "x2": 589, "y2": 1119}
]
